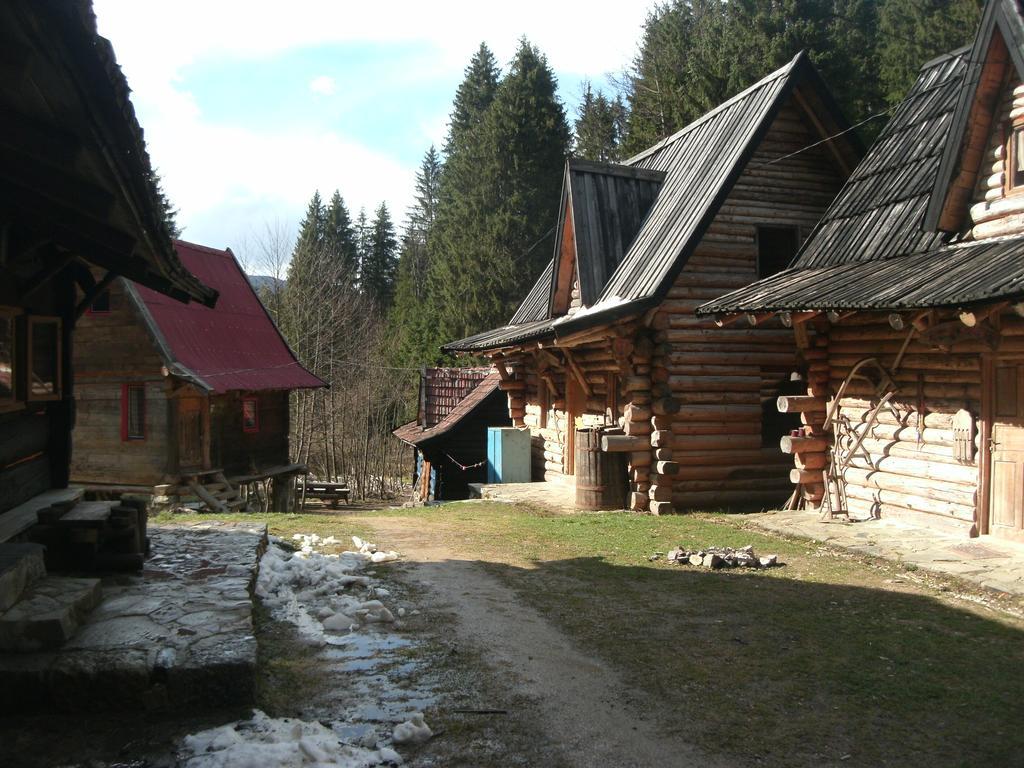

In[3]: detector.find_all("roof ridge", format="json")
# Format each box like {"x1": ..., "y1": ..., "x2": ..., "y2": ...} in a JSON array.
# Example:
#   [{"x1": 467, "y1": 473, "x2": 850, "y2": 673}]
[
  {"x1": 623, "y1": 51, "x2": 804, "y2": 167},
  {"x1": 174, "y1": 239, "x2": 231, "y2": 257}
]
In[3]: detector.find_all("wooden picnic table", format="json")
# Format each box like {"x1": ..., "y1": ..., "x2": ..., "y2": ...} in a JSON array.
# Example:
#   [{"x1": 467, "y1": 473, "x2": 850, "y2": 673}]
[{"x1": 300, "y1": 479, "x2": 351, "y2": 509}]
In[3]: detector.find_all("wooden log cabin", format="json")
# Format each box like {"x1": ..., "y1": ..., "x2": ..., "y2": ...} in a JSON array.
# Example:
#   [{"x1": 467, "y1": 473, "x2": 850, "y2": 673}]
[
  {"x1": 444, "y1": 53, "x2": 861, "y2": 513},
  {"x1": 72, "y1": 239, "x2": 325, "y2": 509},
  {"x1": 0, "y1": 0, "x2": 218, "y2": 527},
  {"x1": 393, "y1": 367, "x2": 511, "y2": 501},
  {"x1": 699, "y1": 0, "x2": 1024, "y2": 541}
]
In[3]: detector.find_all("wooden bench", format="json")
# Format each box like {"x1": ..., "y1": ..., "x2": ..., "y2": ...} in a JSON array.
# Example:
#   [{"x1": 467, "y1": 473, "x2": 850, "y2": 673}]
[{"x1": 301, "y1": 480, "x2": 351, "y2": 508}]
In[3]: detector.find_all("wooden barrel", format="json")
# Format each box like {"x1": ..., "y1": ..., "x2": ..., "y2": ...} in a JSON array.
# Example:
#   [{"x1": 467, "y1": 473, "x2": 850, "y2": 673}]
[{"x1": 575, "y1": 428, "x2": 628, "y2": 510}]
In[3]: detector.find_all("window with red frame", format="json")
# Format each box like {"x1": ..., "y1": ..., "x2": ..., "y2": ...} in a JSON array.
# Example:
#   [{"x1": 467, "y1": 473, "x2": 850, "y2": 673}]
[
  {"x1": 242, "y1": 397, "x2": 259, "y2": 433},
  {"x1": 121, "y1": 383, "x2": 145, "y2": 441}
]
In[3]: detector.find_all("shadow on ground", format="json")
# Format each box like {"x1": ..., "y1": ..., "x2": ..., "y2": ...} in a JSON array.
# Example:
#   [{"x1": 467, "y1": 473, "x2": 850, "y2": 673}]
[{"x1": 421, "y1": 552, "x2": 1024, "y2": 768}]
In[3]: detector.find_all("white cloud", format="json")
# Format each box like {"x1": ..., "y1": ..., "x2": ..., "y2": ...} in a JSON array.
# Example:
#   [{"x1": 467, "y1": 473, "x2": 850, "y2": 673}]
[
  {"x1": 308, "y1": 75, "x2": 337, "y2": 96},
  {"x1": 91, "y1": 0, "x2": 650, "y2": 255}
]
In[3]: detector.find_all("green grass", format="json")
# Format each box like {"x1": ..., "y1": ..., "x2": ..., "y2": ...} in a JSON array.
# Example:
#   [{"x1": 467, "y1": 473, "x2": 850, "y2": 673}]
[
  {"x1": 163, "y1": 503, "x2": 1024, "y2": 767},
  {"x1": 362, "y1": 503, "x2": 1024, "y2": 767}
]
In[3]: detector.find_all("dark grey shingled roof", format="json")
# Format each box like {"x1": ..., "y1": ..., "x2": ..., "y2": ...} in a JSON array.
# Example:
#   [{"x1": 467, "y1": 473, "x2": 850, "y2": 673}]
[
  {"x1": 509, "y1": 259, "x2": 554, "y2": 325},
  {"x1": 443, "y1": 317, "x2": 556, "y2": 353},
  {"x1": 699, "y1": 236, "x2": 1024, "y2": 312},
  {"x1": 445, "y1": 52, "x2": 853, "y2": 353},
  {"x1": 561, "y1": 160, "x2": 666, "y2": 306},
  {"x1": 699, "y1": 48, "x2": 984, "y2": 314}
]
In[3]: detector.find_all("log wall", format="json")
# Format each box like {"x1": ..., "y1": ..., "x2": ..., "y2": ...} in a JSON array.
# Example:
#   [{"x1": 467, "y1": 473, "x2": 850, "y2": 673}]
[
  {"x1": 787, "y1": 311, "x2": 991, "y2": 535},
  {"x1": 969, "y1": 75, "x2": 1024, "y2": 240},
  {"x1": 514, "y1": 338, "x2": 621, "y2": 482},
  {"x1": 72, "y1": 277, "x2": 170, "y2": 486},
  {"x1": 651, "y1": 99, "x2": 847, "y2": 511}
]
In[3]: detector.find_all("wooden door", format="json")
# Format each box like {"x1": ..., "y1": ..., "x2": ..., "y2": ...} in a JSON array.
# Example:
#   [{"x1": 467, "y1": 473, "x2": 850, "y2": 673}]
[
  {"x1": 989, "y1": 362, "x2": 1024, "y2": 539},
  {"x1": 178, "y1": 397, "x2": 205, "y2": 470},
  {"x1": 565, "y1": 375, "x2": 585, "y2": 476}
]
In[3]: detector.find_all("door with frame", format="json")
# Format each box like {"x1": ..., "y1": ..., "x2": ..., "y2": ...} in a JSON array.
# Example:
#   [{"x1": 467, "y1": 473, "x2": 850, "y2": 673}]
[
  {"x1": 564, "y1": 374, "x2": 585, "y2": 477},
  {"x1": 988, "y1": 359, "x2": 1024, "y2": 541}
]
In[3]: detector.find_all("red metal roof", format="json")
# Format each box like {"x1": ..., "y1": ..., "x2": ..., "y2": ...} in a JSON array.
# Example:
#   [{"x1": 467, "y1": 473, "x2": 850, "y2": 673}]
[
  {"x1": 132, "y1": 240, "x2": 325, "y2": 393},
  {"x1": 394, "y1": 371, "x2": 503, "y2": 447}
]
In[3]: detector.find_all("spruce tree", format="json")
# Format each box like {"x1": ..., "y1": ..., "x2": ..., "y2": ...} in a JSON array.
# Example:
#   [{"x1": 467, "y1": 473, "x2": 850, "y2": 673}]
[
  {"x1": 323, "y1": 190, "x2": 359, "y2": 285},
  {"x1": 429, "y1": 39, "x2": 570, "y2": 342},
  {"x1": 354, "y1": 207, "x2": 370, "y2": 290},
  {"x1": 285, "y1": 191, "x2": 326, "y2": 292},
  {"x1": 573, "y1": 82, "x2": 626, "y2": 162},
  {"x1": 361, "y1": 203, "x2": 398, "y2": 309},
  {"x1": 621, "y1": 0, "x2": 888, "y2": 155},
  {"x1": 877, "y1": 0, "x2": 981, "y2": 105},
  {"x1": 390, "y1": 147, "x2": 444, "y2": 367},
  {"x1": 444, "y1": 43, "x2": 501, "y2": 157}
]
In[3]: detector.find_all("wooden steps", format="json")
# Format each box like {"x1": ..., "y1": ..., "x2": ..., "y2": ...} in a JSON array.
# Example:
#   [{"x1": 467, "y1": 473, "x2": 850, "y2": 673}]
[
  {"x1": 0, "y1": 576, "x2": 102, "y2": 652},
  {"x1": 0, "y1": 544, "x2": 46, "y2": 612},
  {"x1": 185, "y1": 471, "x2": 244, "y2": 513}
]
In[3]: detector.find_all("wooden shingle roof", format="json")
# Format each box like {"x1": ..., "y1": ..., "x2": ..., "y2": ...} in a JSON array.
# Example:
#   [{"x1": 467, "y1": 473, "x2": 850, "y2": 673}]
[
  {"x1": 445, "y1": 52, "x2": 855, "y2": 353},
  {"x1": 698, "y1": 46, "x2": 1024, "y2": 315}
]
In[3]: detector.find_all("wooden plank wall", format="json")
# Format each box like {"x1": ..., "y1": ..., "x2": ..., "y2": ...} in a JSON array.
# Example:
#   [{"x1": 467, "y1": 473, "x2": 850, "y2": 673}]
[
  {"x1": 72, "y1": 277, "x2": 169, "y2": 485},
  {"x1": 211, "y1": 390, "x2": 290, "y2": 476},
  {"x1": 651, "y1": 99, "x2": 847, "y2": 510}
]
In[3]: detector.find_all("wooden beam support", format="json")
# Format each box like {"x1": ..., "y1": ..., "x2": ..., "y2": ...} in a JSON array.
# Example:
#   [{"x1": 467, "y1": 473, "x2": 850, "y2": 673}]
[
  {"x1": 959, "y1": 302, "x2": 1007, "y2": 328},
  {"x1": 602, "y1": 434, "x2": 648, "y2": 452},
  {"x1": 746, "y1": 312, "x2": 775, "y2": 327},
  {"x1": 562, "y1": 348, "x2": 593, "y2": 397},
  {"x1": 493, "y1": 358, "x2": 511, "y2": 381},
  {"x1": 780, "y1": 310, "x2": 820, "y2": 328},
  {"x1": 74, "y1": 270, "x2": 116, "y2": 321},
  {"x1": 714, "y1": 313, "x2": 746, "y2": 328},
  {"x1": 826, "y1": 310, "x2": 856, "y2": 324},
  {"x1": 21, "y1": 251, "x2": 73, "y2": 300}
]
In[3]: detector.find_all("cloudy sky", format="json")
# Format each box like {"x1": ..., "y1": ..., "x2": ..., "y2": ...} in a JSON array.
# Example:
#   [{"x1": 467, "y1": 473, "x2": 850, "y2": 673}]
[{"x1": 93, "y1": 1, "x2": 651, "y2": 269}]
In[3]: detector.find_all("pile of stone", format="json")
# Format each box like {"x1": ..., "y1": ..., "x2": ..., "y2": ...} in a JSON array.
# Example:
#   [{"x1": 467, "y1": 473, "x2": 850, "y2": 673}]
[{"x1": 664, "y1": 545, "x2": 779, "y2": 569}]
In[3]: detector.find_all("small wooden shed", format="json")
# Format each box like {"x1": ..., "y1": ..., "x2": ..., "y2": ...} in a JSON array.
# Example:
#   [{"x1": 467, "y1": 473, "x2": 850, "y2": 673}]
[
  {"x1": 444, "y1": 53, "x2": 860, "y2": 513},
  {"x1": 700, "y1": 0, "x2": 1024, "y2": 542},
  {"x1": 72, "y1": 240, "x2": 325, "y2": 508},
  {"x1": 393, "y1": 368, "x2": 511, "y2": 501}
]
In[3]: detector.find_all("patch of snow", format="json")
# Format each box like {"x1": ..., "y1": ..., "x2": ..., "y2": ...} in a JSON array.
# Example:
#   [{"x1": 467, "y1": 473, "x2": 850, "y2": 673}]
[
  {"x1": 178, "y1": 709, "x2": 402, "y2": 767},
  {"x1": 255, "y1": 535, "x2": 402, "y2": 645},
  {"x1": 392, "y1": 713, "x2": 432, "y2": 746},
  {"x1": 552, "y1": 294, "x2": 631, "y2": 324}
]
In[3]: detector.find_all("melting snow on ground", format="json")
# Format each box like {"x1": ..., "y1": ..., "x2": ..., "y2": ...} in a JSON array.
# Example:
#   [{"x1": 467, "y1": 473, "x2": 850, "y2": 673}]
[
  {"x1": 178, "y1": 709, "x2": 404, "y2": 767},
  {"x1": 256, "y1": 534, "x2": 401, "y2": 644},
  {"x1": 177, "y1": 534, "x2": 431, "y2": 767}
]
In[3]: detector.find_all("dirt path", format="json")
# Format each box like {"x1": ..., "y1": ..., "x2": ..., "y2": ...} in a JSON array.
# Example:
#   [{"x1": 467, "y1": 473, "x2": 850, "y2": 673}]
[{"x1": 364, "y1": 516, "x2": 724, "y2": 768}]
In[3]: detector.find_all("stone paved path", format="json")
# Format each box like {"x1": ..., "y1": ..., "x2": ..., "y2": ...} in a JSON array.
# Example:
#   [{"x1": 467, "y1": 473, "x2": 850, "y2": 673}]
[
  {"x1": 743, "y1": 510, "x2": 1024, "y2": 599},
  {"x1": 0, "y1": 521, "x2": 266, "y2": 713}
]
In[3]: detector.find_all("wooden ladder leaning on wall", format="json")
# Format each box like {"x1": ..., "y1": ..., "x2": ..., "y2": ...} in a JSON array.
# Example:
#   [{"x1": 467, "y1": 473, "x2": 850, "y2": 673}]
[{"x1": 820, "y1": 357, "x2": 898, "y2": 521}]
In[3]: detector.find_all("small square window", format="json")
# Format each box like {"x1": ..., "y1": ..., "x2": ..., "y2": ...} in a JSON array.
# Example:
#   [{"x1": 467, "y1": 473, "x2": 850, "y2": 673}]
[
  {"x1": 757, "y1": 226, "x2": 800, "y2": 278},
  {"x1": 242, "y1": 397, "x2": 259, "y2": 433},
  {"x1": 87, "y1": 289, "x2": 111, "y2": 315},
  {"x1": 28, "y1": 317, "x2": 61, "y2": 401},
  {"x1": 122, "y1": 384, "x2": 145, "y2": 440}
]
